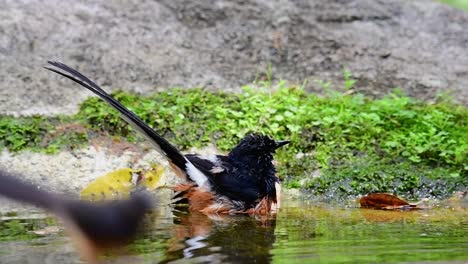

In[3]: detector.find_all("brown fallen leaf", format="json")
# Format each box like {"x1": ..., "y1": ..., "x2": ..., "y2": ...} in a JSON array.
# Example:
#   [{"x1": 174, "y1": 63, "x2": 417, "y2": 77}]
[{"x1": 359, "y1": 193, "x2": 422, "y2": 210}]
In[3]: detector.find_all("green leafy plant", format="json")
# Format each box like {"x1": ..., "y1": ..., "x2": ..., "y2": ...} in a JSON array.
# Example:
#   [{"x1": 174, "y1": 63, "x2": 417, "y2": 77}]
[
  {"x1": 0, "y1": 218, "x2": 56, "y2": 242},
  {"x1": 440, "y1": 0, "x2": 468, "y2": 10},
  {"x1": 0, "y1": 116, "x2": 51, "y2": 151},
  {"x1": 343, "y1": 66, "x2": 356, "y2": 91}
]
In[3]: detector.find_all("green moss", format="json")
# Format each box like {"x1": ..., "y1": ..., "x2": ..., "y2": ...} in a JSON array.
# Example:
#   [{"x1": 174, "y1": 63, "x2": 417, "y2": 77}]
[
  {"x1": 0, "y1": 81, "x2": 466, "y2": 199},
  {"x1": 0, "y1": 115, "x2": 87, "y2": 153},
  {"x1": 0, "y1": 116, "x2": 51, "y2": 151},
  {"x1": 440, "y1": 0, "x2": 468, "y2": 10},
  {"x1": 0, "y1": 219, "x2": 44, "y2": 242}
]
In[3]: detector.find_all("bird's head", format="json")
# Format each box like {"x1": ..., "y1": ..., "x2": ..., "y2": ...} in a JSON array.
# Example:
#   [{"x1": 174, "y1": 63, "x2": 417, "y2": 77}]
[
  {"x1": 229, "y1": 133, "x2": 290, "y2": 158},
  {"x1": 229, "y1": 133, "x2": 289, "y2": 197}
]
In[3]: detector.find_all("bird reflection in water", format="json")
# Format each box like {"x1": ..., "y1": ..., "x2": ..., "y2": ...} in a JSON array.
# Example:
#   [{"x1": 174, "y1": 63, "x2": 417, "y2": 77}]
[{"x1": 161, "y1": 211, "x2": 277, "y2": 263}]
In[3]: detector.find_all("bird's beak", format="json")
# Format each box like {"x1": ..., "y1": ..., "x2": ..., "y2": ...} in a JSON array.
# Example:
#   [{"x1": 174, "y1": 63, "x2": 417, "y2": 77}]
[{"x1": 275, "y1": 140, "x2": 290, "y2": 149}]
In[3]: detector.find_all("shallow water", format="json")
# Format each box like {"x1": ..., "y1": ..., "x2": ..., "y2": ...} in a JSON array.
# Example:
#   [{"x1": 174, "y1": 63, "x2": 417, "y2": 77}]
[{"x1": 0, "y1": 197, "x2": 467, "y2": 264}]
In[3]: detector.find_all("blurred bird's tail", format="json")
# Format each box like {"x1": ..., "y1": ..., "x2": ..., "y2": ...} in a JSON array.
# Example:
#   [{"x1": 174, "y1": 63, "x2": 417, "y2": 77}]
[{"x1": 0, "y1": 170, "x2": 60, "y2": 211}]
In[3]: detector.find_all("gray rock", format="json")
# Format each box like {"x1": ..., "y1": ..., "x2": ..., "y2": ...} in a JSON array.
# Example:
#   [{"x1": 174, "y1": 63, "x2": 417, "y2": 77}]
[{"x1": 0, "y1": 0, "x2": 467, "y2": 117}]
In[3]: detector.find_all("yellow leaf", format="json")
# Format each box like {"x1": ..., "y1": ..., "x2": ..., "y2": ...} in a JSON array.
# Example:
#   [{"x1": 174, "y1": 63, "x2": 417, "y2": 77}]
[
  {"x1": 80, "y1": 168, "x2": 134, "y2": 201},
  {"x1": 139, "y1": 165, "x2": 165, "y2": 190}
]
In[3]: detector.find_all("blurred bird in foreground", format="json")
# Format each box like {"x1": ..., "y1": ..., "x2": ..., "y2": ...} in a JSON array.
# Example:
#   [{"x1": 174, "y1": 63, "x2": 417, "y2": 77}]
[
  {"x1": 45, "y1": 61, "x2": 289, "y2": 215},
  {"x1": 0, "y1": 170, "x2": 153, "y2": 263}
]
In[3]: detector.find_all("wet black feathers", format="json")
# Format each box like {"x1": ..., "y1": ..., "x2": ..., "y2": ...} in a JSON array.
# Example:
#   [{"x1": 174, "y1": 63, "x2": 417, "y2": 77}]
[
  {"x1": 185, "y1": 154, "x2": 262, "y2": 203},
  {"x1": 184, "y1": 135, "x2": 282, "y2": 204}
]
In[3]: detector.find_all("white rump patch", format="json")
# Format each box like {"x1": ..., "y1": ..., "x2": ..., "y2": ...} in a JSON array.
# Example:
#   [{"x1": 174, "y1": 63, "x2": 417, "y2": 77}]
[
  {"x1": 272, "y1": 182, "x2": 282, "y2": 212},
  {"x1": 205, "y1": 155, "x2": 221, "y2": 165},
  {"x1": 185, "y1": 158, "x2": 211, "y2": 191},
  {"x1": 209, "y1": 166, "x2": 224, "y2": 174}
]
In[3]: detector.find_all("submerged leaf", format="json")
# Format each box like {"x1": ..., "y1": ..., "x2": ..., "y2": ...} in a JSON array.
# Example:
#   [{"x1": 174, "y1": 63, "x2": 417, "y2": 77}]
[
  {"x1": 139, "y1": 165, "x2": 165, "y2": 190},
  {"x1": 80, "y1": 168, "x2": 134, "y2": 201},
  {"x1": 80, "y1": 165, "x2": 165, "y2": 201}
]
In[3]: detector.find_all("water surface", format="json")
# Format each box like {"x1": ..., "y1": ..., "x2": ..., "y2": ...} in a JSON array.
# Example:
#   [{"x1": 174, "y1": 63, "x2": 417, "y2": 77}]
[{"x1": 0, "y1": 197, "x2": 466, "y2": 263}]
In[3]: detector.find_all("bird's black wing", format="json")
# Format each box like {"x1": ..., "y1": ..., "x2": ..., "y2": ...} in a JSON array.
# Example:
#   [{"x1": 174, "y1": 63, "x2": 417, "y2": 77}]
[
  {"x1": 44, "y1": 61, "x2": 210, "y2": 189},
  {"x1": 185, "y1": 154, "x2": 261, "y2": 203}
]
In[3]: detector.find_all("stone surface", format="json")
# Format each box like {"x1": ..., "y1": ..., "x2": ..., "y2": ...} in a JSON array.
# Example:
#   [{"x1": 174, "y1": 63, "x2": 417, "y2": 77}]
[{"x1": 0, "y1": 0, "x2": 467, "y2": 117}]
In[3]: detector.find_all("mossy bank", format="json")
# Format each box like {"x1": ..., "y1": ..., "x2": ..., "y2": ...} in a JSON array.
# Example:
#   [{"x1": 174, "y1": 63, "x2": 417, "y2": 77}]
[{"x1": 0, "y1": 82, "x2": 466, "y2": 200}]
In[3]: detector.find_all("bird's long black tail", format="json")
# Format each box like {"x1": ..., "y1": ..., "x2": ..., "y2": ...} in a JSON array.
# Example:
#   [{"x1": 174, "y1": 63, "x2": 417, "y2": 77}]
[
  {"x1": 0, "y1": 170, "x2": 60, "y2": 211},
  {"x1": 44, "y1": 61, "x2": 188, "y2": 173}
]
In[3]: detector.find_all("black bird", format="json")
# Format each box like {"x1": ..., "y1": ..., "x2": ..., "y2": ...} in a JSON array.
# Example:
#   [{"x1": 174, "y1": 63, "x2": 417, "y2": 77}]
[
  {"x1": 45, "y1": 61, "x2": 290, "y2": 215},
  {"x1": 0, "y1": 169, "x2": 153, "y2": 263}
]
